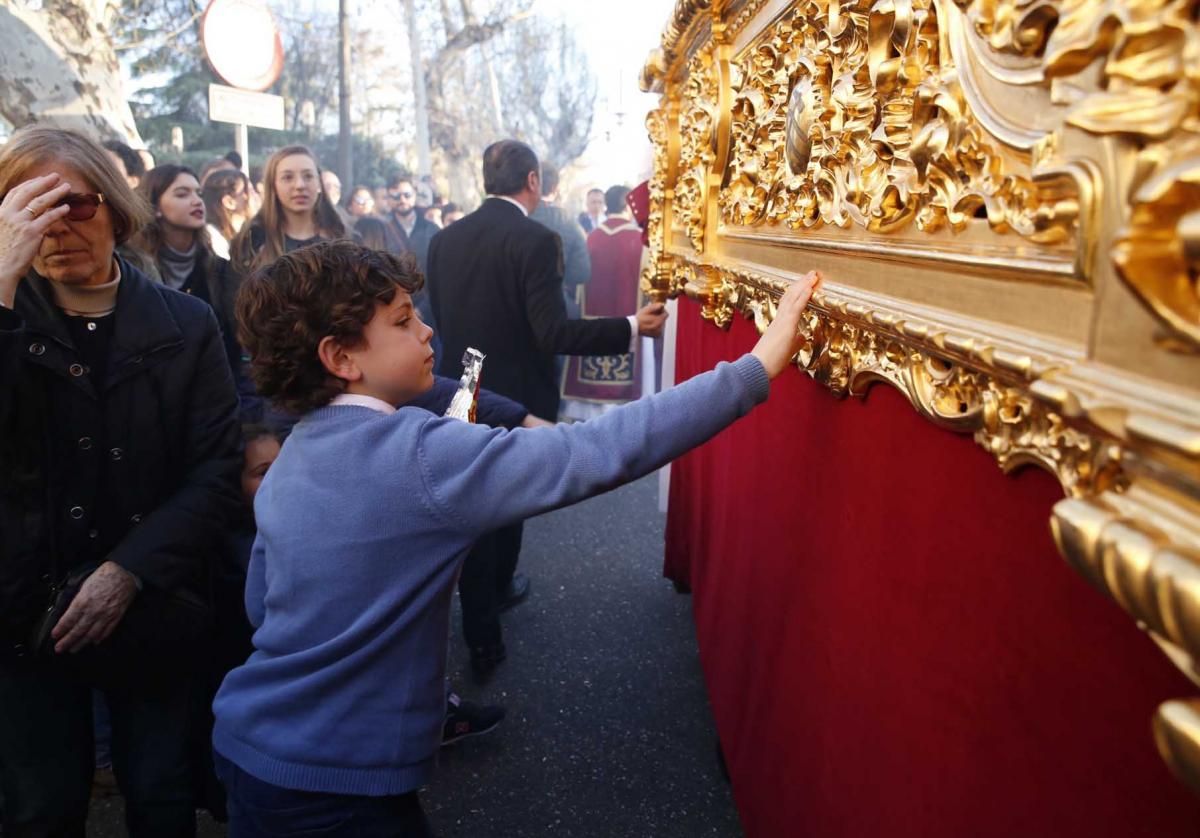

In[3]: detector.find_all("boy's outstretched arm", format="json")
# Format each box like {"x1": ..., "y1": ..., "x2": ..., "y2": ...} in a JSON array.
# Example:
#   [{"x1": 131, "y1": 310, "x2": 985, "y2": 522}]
[{"x1": 417, "y1": 272, "x2": 822, "y2": 535}]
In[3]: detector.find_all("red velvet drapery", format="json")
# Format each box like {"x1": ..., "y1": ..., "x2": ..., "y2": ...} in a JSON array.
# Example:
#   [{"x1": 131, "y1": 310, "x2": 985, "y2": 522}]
[{"x1": 665, "y1": 297, "x2": 1199, "y2": 837}]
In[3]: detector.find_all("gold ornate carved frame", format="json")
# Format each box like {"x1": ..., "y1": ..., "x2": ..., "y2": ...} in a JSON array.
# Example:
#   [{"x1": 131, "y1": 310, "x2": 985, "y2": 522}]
[{"x1": 641, "y1": 0, "x2": 1200, "y2": 792}]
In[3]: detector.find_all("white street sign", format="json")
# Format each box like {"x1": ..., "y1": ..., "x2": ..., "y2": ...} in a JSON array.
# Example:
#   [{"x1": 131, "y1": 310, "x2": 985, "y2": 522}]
[{"x1": 208, "y1": 84, "x2": 285, "y2": 131}]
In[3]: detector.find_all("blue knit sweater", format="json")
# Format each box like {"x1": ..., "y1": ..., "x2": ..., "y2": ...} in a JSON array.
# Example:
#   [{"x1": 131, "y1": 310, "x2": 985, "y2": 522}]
[{"x1": 212, "y1": 354, "x2": 769, "y2": 795}]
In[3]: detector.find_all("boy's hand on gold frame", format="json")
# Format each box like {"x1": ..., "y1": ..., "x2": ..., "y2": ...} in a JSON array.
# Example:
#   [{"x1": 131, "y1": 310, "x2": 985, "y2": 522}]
[{"x1": 751, "y1": 271, "x2": 822, "y2": 379}]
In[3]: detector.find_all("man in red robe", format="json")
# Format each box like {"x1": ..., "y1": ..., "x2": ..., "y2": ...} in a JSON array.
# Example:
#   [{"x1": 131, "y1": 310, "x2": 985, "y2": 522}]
[{"x1": 561, "y1": 185, "x2": 646, "y2": 416}]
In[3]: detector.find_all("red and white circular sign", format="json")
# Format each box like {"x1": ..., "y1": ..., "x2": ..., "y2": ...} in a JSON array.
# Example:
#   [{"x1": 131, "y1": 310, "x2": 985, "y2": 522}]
[{"x1": 201, "y1": 0, "x2": 285, "y2": 92}]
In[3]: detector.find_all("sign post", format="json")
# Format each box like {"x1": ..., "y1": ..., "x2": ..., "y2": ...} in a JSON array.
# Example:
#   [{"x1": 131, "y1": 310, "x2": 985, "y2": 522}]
[{"x1": 200, "y1": 0, "x2": 285, "y2": 174}]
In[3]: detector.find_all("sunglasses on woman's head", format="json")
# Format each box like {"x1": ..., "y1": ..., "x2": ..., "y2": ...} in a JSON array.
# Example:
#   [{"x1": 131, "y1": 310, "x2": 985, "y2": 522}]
[{"x1": 54, "y1": 193, "x2": 105, "y2": 221}]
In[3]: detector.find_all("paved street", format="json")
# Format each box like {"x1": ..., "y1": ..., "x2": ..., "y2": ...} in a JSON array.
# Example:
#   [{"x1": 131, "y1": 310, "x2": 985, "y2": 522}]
[{"x1": 83, "y1": 475, "x2": 741, "y2": 837}]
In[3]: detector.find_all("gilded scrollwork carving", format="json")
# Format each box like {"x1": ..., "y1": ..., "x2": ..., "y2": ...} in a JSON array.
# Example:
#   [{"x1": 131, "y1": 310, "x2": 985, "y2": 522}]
[
  {"x1": 676, "y1": 260, "x2": 1119, "y2": 494},
  {"x1": 727, "y1": 0, "x2": 773, "y2": 38},
  {"x1": 641, "y1": 107, "x2": 674, "y2": 302},
  {"x1": 955, "y1": 0, "x2": 1200, "y2": 141},
  {"x1": 1112, "y1": 155, "x2": 1200, "y2": 352},
  {"x1": 675, "y1": 48, "x2": 720, "y2": 251},
  {"x1": 978, "y1": 384, "x2": 1125, "y2": 497},
  {"x1": 719, "y1": 0, "x2": 1079, "y2": 243}
]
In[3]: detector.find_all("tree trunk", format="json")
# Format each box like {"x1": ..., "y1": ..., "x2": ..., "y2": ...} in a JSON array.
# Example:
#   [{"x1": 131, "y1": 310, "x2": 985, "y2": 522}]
[
  {"x1": 0, "y1": 0, "x2": 141, "y2": 142},
  {"x1": 403, "y1": 0, "x2": 432, "y2": 177},
  {"x1": 338, "y1": 0, "x2": 353, "y2": 187}
]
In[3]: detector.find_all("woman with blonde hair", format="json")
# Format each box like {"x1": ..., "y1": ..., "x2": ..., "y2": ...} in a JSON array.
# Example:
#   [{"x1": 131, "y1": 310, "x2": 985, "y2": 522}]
[
  {"x1": 0, "y1": 126, "x2": 240, "y2": 837},
  {"x1": 229, "y1": 145, "x2": 345, "y2": 276}
]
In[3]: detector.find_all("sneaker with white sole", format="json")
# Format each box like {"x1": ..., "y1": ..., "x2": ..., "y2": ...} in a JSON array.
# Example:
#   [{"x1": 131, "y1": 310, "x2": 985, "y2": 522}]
[{"x1": 441, "y1": 692, "x2": 505, "y2": 746}]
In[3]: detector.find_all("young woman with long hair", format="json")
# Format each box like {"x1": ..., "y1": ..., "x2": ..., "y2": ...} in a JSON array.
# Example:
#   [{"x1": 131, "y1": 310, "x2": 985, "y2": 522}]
[
  {"x1": 129, "y1": 164, "x2": 257, "y2": 418},
  {"x1": 229, "y1": 145, "x2": 346, "y2": 276},
  {"x1": 203, "y1": 168, "x2": 253, "y2": 259}
]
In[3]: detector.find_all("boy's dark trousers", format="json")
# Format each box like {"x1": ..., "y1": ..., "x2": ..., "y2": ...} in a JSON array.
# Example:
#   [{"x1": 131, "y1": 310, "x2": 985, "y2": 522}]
[
  {"x1": 0, "y1": 660, "x2": 195, "y2": 838},
  {"x1": 214, "y1": 751, "x2": 432, "y2": 838},
  {"x1": 457, "y1": 522, "x2": 523, "y2": 652}
]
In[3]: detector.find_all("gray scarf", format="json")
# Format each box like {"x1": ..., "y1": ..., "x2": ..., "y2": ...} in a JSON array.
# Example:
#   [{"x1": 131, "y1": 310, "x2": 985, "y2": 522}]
[{"x1": 159, "y1": 242, "x2": 197, "y2": 291}]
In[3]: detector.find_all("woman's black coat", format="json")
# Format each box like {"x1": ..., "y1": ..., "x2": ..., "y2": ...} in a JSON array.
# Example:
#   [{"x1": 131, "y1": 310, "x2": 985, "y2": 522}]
[{"x1": 0, "y1": 257, "x2": 242, "y2": 655}]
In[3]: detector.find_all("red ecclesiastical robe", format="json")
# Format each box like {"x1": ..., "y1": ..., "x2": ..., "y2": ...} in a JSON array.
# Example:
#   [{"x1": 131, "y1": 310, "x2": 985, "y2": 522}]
[{"x1": 561, "y1": 217, "x2": 645, "y2": 405}]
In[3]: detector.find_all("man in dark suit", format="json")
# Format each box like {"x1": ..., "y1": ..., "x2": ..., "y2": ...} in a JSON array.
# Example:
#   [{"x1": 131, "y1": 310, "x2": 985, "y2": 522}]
[
  {"x1": 531, "y1": 163, "x2": 590, "y2": 319},
  {"x1": 577, "y1": 187, "x2": 605, "y2": 234},
  {"x1": 426, "y1": 140, "x2": 666, "y2": 681}
]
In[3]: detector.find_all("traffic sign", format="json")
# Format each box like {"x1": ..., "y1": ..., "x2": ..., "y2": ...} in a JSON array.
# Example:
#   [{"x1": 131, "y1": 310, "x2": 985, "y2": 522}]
[
  {"x1": 201, "y1": 0, "x2": 285, "y2": 92},
  {"x1": 208, "y1": 84, "x2": 285, "y2": 131}
]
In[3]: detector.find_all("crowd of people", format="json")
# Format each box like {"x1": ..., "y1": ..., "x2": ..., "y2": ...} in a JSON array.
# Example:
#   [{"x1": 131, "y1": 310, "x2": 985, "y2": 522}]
[{"x1": 0, "y1": 124, "x2": 821, "y2": 837}]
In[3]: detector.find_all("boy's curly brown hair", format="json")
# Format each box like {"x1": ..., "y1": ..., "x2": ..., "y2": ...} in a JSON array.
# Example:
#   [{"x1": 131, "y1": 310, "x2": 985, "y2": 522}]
[{"x1": 235, "y1": 240, "x2": 424, "y2": 414}]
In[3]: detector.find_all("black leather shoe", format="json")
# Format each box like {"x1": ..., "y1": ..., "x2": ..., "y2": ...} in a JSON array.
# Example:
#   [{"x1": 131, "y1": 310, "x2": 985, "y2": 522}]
[
  {"x1": 470, "y1": 642, "x2": 507, "y2": 684},
  {"x1": 497, "y1": 573, "x2": 531, "y2": 613}
]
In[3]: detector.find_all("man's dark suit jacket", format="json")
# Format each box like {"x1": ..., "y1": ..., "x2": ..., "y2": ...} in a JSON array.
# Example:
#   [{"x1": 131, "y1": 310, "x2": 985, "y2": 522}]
[
  {"x1": 383, "y1": 211, "x2": 438, "y2": 273},
  {"x1": 426, "y1": 197, "x2": 631, "y2": 420}
]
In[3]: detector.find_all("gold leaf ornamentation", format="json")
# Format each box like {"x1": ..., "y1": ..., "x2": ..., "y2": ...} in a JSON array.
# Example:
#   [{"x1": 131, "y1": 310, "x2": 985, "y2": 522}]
[
  {"x1": 721, "y1": 0, "x2": 1078, "y2": 243},
  {"x1": 1112, "y1": 156, "x2": 1200, "y2": 351},
  {"x1": 676, "y1": 48, "x2": 721, "y2": 251},
  {"x1": 641, "y1": 108, "x2": 674, "y2": 301},
  {"x1": 690, "y1": 261, "x2": 1124, "y2": 500},
  {"x1": 955, "y1": 0, "x2": 1200, "y2": 140}
]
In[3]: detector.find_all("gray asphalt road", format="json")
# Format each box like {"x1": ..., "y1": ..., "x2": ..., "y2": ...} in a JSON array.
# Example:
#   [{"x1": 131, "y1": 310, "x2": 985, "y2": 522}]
[{"x1": 83, "y1": 475, "x2": 741, "y2": 838}]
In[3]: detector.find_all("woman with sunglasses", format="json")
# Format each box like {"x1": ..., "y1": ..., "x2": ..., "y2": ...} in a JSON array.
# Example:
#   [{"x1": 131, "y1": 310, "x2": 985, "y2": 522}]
[
  {"x1": 202, "y1": 168, "x2": 253, "y2": 260},
  {"x1": 0, "y1": 126, "x2": 241, "y2": 837},
  {"x1": 344, "y1": 184, "x2": 375, "y2": 218},
  {"x1": 229, "y1": 145, "x2": 346, "y2": 277}
]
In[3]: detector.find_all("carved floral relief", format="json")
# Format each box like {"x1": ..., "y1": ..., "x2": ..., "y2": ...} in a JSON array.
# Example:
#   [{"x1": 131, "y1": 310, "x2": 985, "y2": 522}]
[
  {"x1": 675, "y1": 47, "x2": 720, "y2": 251},
  {"x1": 719, "y1": 0, "x2": 1080, "y2": 243}
]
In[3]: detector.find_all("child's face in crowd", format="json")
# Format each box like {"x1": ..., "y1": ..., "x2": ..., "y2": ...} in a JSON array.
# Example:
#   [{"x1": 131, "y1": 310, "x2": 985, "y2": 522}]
[
  {"x1": 274, "y1": 153, "x2": 320, "y2": 216},
  {"x1": 345, "y1": 289, "x2": 435, "y2": 405},
  {"x1": 241, "y1": 435, "x2": 281, "y2": 504}
]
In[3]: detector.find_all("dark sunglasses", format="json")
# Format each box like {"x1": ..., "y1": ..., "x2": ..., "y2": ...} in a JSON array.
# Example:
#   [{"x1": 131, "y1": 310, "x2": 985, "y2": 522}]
[
  {"x1": 388, "y1": 190, "x2": 414, "y2": 199},
  {"x1": 54, "y1": 193, "x2": 106, "y2": 221}
]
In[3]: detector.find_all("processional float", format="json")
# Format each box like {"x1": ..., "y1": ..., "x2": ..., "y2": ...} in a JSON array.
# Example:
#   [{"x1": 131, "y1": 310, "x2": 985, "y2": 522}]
[{"x1": 641, "y1": 0, "x2": 1200, "y2": 824}]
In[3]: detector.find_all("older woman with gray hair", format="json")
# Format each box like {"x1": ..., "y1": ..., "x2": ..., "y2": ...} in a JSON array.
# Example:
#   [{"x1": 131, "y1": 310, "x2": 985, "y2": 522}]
[{"x1": 0, "y1": 126, "x2": 241, "y2": 837}]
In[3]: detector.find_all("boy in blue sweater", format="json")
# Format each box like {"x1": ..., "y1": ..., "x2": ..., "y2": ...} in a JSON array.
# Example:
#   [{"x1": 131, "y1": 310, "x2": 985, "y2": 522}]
[{"x1": 212, "y1": 241, "x2": 820, "y2": 836}]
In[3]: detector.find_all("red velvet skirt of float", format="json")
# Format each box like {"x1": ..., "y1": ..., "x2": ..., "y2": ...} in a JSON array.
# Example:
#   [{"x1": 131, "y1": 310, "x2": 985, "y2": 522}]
[{"x1": 665, "y1": 297, "x2": 1199, "y2": 837}]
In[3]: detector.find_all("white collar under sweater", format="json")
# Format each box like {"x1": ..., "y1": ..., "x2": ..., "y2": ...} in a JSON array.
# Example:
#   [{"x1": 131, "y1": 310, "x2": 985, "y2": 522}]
[
  {"x1": 329, "y1": 393, "x2": 396, "y2": 415},
  {"x1": 489, "y1": 195, "x2": 528, "y2": 217}
]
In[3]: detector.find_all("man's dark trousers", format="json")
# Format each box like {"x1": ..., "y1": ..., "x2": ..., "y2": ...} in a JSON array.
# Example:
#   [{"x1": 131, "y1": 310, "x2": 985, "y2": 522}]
[
  {"x1": 0, "y1": 661, "x2": 195, "y2": 837},
  {"x1": 458, "y1": 522, "x2": 524, "y2": 652}
]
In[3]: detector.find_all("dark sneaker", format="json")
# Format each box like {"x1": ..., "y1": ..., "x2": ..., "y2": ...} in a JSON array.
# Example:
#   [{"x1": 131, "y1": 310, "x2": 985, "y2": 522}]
[
  {"x1": 442, "y1": 692, "x2": 506, "y2": 746},
  {"x1": 497, "y1": 573, "x2": 530, "y2": 613},
  {"x1": 469, "y1": 642, "x2": 508, "y2": 685}
]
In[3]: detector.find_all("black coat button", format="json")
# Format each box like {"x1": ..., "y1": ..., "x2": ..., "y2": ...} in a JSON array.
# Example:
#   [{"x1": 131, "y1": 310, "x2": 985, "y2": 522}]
[
  {"x1": 130, "y1": 513, "x2": 142, "y2": 524},
  {"x1": 68, "y1": 364, "x2": 84, "y2": 377},
  {"x1": 68, "y1": 505, "x2": 84, "y2": 520},
  {"x1": 29, "y1": 343, "x2": 45, "y2": 356},
  {"x1": 78, "y1": 436, "x2": 92, "y2": 450},
  {"x1": 88, "y1": 529, "x2": 99, "y2": 539},
  {"x1": 110, "y1": 447, "x2": 123, "y2": 461}
]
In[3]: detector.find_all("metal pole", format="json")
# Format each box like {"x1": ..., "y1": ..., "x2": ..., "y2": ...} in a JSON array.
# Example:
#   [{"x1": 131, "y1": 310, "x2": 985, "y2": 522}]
[{"x1": 236, "y1": 123, "x2": 249, "y2": 176}]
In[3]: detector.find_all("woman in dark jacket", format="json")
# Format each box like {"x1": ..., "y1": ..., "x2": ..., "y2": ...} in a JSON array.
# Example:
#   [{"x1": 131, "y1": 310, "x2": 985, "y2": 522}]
[
  {"x1": 128, "y1": 164, "x2": 258, "y2": 421},
  {"x1": 0, "y1": 127, "x2": 241, "y2": 837}
]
